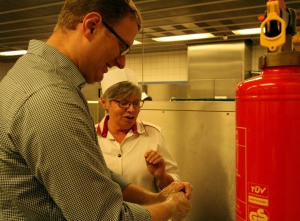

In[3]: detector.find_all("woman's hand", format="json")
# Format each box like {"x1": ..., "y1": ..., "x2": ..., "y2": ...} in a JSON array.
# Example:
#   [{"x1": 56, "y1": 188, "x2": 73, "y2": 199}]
[{"x1": 144, "y1": 150, "x2": 166, "y2": 178}]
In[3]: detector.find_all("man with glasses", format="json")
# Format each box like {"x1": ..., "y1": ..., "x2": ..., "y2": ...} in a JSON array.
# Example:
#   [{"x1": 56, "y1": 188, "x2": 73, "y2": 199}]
[
  {"x1": 0, "y1": 0, "x2": 192, "y2": 220},
  {"x1": 102, "y1": 20, "x2": 131, "y2": 56},
  {"x1": 97, "y1": 68, "x2": 180, "y2": 193}
]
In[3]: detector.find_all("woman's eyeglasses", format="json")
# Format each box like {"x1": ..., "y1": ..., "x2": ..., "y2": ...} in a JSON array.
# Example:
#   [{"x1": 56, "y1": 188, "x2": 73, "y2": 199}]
[{"x1": 112, "y1": 100, "x2": 144, "y2": 109}]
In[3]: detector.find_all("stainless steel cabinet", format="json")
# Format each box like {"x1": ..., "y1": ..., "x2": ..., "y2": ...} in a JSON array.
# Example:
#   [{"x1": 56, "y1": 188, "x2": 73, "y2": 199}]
[{"x1": 139, "y1": 101, "x2": 236, "y2": 221}]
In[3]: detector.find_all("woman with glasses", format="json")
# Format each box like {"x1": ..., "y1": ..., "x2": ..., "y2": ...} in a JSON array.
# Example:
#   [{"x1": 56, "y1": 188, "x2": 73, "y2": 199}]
[{"x1": 96, "y1": 68, "x2": 180, "y2": 192}]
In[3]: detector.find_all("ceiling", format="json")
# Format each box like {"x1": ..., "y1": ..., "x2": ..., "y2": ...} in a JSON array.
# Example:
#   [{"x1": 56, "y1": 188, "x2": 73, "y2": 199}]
[{"x1": 1, "y1": 0, "x2": 300, "y2": 62}]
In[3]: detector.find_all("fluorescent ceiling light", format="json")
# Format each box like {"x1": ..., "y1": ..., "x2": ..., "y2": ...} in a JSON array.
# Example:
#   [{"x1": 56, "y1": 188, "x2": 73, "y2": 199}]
[
  {"x1": 133, "y1": 40, "x2": 142, "y2": 45},
  {"x1": 87, "y1": 100, "x2": 99, "y2": 104},
  {"x1": 232, "y1": 28, "x2": 262, "y2": 35},
  {"x1": 152, "y1": 33, "x2": 214, "y2": 42},
  {"x1": 0, "y1": 50, "x2": 27, "y2": 56}
]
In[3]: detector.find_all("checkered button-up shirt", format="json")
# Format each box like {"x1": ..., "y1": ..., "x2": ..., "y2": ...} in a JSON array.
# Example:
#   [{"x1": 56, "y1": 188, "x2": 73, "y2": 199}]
[{"x1": 0, "y1": 40, "x2": 151, "y2": 221}]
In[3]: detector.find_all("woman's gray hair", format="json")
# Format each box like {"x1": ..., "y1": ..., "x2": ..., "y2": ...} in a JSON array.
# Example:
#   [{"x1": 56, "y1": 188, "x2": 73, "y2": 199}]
[{"x1": 102, "y1": 81, "x2": 141, "y2": 103}]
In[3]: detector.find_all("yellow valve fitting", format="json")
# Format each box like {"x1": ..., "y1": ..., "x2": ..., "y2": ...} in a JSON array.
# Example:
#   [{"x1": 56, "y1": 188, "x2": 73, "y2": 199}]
[{"x1": 260, "y1": 0, "x2": 286, "y2": 51}]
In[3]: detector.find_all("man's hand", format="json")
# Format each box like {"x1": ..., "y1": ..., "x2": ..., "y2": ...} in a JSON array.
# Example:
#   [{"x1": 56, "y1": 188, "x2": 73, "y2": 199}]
[
  {"x1": 158, "y1": 182, "x2": 193, "y2": 202},
  {"x1": 160, "y1": 182, "x2": 193, "y2": 221},
  {"x1": 166, "y1": 191, "x2": 192, "y2": 221}
]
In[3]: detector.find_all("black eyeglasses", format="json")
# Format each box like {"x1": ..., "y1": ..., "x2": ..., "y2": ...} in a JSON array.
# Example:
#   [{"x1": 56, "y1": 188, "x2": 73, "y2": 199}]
[
  {"x1": 102, "y1": 20, "x2": 131, "y2": 56},
  {"x1": 112, "y1": 100, "x2": 144, "y2": 109}
]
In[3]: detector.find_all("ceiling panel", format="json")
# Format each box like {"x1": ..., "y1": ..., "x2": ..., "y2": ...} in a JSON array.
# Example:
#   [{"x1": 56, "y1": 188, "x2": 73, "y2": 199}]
[{"x1": 0, "y1": 0, "x2": 300, "y2": 62}]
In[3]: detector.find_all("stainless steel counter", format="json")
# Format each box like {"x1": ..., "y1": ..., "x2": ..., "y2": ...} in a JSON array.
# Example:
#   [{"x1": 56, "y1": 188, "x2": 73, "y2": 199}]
[{"x1": 139, "y1": 101, "x2": 236, "y2": 221}]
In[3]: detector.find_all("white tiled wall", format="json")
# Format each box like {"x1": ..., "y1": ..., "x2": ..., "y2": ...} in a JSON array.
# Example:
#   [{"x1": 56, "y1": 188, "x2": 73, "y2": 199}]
[
  {"x1": 0, "y1": 45, "x2": 267, "y2": 83},
  {"x1": 251, "y1": 45, "x2": 267, "y2": 71},
  {"x1": 125, "y1": 50, "x2": 188, "y2": 83},
  {"x1": 125, "y1": 45, "x2": 266, "y2": 83}
]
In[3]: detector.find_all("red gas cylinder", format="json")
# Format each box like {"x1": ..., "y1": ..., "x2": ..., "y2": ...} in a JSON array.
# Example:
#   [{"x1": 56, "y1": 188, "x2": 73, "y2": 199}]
[{"x1": 235, "y1": 51, "x2": 300, "y2": 221}]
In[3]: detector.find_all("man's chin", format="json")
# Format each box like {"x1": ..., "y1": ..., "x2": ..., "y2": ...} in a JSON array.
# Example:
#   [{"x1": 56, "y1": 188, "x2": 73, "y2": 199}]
[{"x1": 97, "y1": 73, "x2": 104, "y2": 82}]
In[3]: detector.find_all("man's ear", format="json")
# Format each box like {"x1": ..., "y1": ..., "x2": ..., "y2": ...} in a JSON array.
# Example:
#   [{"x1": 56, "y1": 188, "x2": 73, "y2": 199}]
[{"x1": 81, "y1": 12, "x2": 102, "y2": 38}]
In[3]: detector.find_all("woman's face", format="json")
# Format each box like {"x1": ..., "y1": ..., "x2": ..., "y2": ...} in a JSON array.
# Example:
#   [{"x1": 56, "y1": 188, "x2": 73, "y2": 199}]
[{"x1": 103, "y1": 93, "x2": 141, "y2": 131}]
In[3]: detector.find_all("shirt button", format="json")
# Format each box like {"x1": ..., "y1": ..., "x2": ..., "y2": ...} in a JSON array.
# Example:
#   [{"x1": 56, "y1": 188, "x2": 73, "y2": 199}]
[{"x1": 118, "y1": 154, "x2": 121, "y2": 158}]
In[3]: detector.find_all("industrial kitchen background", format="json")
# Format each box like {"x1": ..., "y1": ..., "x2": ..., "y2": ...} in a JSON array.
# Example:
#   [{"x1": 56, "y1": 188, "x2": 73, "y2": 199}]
[{"x1": 1, "y1": 1, "x2": 300, "y2": 220}]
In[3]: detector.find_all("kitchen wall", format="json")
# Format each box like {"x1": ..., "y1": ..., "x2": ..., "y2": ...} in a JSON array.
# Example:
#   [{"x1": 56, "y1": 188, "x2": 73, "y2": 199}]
[
  {"x1": 126, "y1": 50, "x2": 188, "y2": 83},
  {"x1": 251, "y1": 44, "x2": 267, "y2": 71},
  {"x1": 139, "y1": 101, "x2": 236, "y2": 221},
  {"x1": 187, "y1": 41, "x2": 252, "y2": 99},
  {"x1": 0, "y1": 44, "x2": 267, "y2": 83},
  {"x1": 125, "y1": 44, "x2": 267, "y2": 84},
  {"x1": 0, "y1": 62, "x2": 14, "y2": 81}
]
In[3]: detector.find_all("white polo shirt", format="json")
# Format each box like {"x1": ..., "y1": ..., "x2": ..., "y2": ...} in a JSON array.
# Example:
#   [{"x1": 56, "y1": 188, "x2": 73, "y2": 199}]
[{"x1": 96, "y1": 115, "x2": 180, "y2": 192}]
